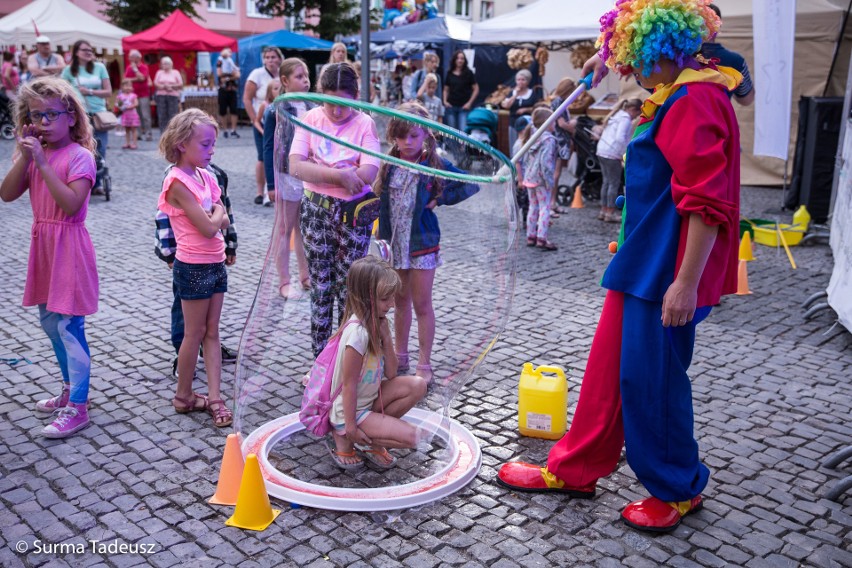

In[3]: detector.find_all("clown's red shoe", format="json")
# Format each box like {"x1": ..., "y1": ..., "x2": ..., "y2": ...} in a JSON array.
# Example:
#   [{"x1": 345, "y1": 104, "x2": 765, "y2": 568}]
[
  {"x1": 621, "y1": 495, "x2": 703, "y2": 533},
  {"x1": 496, "y1": 462, "x2": 596, "y2": 498}
]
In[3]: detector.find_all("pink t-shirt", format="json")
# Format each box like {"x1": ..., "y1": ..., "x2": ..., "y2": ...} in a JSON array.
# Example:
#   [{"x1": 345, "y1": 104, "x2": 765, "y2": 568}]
[
  {"x1": 23, "y1": 143, "x2": 99, "y2": 316},
  {"x1": 158, "y1": 167, "x2": 225, "y2": 264},
  {"x1": 154, "y1": 69, "x2": 182, "y2": 97},
  {"x1": 289, "y1": 107, "x2": 381, "y2": 200},
  {"x1": 2, "y1": 61, "x2": 20, "y2": 92}
]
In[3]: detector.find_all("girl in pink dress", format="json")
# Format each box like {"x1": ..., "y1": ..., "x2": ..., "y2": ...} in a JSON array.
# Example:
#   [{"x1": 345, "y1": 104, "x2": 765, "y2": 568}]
[
  {"x1": 117, "y1": 78, "x2": 140, "y2": 149},
  {"x1": 0, "y1": 77, "x2": 99, "y2": 439},
  {"x1": 158, "y1": 109, "x2": 232, "y2": 428}
]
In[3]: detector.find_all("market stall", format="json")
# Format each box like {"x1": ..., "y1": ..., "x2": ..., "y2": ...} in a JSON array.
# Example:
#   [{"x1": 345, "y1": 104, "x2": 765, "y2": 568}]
[
  {"x1": 0, "y1": 0, "x2": 129, "y2": 54},
  {"x1": 122, "y1": 10, "x2": 237, "y2": 88},
  {"x1": 470, "y1": 0, "x2": 852, "y2": 186}
]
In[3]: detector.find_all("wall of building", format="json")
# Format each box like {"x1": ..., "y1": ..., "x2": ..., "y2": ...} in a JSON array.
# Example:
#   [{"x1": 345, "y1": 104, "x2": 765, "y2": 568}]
[{"x1": 1, "y1": 0, "x2": 285, "y2": 38}]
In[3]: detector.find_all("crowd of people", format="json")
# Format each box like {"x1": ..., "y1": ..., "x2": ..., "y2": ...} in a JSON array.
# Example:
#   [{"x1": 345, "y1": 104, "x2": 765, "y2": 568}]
[{"x1": 3, "y1": 0, "x2": 761, "y2": 535}]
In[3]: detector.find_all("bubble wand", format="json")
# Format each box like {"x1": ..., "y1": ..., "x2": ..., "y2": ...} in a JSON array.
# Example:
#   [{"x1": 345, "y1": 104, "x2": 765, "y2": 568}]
[{"x1": 497, "y1": 72, "x2": 594, "y2": 181}]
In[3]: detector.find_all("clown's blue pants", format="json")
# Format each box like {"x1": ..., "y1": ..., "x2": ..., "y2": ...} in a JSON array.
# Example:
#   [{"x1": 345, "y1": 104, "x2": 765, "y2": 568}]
[
  {"x1": 547, "y1": 291, "x2": 711, "y2": 502},
  {"x1": 39, "y1": 305, "x2": 91, "y2": 404}
]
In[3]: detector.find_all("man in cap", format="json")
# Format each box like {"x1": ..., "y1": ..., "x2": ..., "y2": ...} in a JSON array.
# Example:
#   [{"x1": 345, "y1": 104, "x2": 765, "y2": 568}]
[{"x1": 28, "y1": 36, "x2": 66, "y2": 79}]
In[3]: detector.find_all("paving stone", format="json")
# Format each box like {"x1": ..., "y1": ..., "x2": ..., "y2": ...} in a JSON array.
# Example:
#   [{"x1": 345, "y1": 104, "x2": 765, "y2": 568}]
[{"x1": 0, "y1": 139, "x2": 848, "y2": 568}]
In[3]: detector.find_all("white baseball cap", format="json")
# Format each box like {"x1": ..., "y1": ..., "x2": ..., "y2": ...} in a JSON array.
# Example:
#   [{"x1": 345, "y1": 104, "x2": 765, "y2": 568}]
[{"x1": 36, "y1": 35, "x2": 51, "y2": 44}]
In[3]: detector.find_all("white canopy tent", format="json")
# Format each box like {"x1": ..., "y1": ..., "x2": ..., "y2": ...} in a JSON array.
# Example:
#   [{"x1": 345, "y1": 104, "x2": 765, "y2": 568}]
[
  {"x1": 0, "y1": 0, "x2": 130, "y2": 54},
  {"x1": 470, "y1": 0, "x2": 602, "y2": 46},
  {"x1": 470, "y1": 0, "x2": 852, "y2": 186}
]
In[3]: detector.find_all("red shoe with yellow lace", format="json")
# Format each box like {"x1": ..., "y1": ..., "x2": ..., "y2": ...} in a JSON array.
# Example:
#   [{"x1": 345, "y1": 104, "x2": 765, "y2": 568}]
[
  {"x1": 621, "y1": 495, "x2": 704, "y2": 533},
  {"x1": 496, "y1": 462, "x2": 596, "y2": 498}
]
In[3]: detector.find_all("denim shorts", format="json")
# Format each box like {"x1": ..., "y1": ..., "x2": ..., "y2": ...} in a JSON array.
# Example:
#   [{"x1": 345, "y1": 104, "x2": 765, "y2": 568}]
[{"x1": 173, "y1": 260, "x2": 228, "y2": 300}]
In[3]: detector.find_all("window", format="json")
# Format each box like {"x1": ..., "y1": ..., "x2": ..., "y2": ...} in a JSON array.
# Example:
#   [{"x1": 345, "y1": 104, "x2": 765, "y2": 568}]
[
  {"x1": 454, "y1": 0, "x2": 471, "y2": 18},
  {"x1": 208, "y1": 0, "x2": 234, "y2": 12},
  {"x1": 480, "y1": 1, "x2": 494, "y2": 20},
  {"x1": 247, "y1": 0, "x2": 272, "y2": 18}
]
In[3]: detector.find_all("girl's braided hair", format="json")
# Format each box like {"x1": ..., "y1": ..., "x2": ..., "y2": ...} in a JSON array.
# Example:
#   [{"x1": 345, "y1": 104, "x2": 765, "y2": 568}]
[{"x1": 374, "y1": 101, "x2": 444, "y2": 200}]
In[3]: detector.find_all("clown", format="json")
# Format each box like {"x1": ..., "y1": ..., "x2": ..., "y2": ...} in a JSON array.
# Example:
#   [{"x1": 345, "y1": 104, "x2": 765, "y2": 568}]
[{"x1": 496, "y1": 0, "x2": 743, "y2": 533}]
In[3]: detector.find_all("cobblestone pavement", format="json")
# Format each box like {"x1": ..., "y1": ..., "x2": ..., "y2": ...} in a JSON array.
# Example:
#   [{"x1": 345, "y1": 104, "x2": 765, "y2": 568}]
[{"x1": 1, "y1": 131, "x2": 850, "y2": 568}]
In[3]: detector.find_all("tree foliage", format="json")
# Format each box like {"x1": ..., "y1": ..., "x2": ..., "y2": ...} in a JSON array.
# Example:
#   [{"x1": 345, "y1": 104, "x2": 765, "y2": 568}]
[
  {"x1": 97, "y1": 0, "x2": 203, "y2": 33},
  {"x1": 254, "y1": 0, "x2": 367, "y2": 40}
]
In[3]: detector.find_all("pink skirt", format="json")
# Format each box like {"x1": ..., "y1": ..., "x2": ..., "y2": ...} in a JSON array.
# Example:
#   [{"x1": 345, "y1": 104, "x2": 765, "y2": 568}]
[{"x1": 121, "y1": 110, "x2": 140, "y2": 127}]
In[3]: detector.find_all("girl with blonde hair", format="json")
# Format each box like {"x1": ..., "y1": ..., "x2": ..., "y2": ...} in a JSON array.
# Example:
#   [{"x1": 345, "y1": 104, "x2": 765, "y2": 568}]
[{"x1": 1, "y1": 77, "x2": 98, "y2": 438}]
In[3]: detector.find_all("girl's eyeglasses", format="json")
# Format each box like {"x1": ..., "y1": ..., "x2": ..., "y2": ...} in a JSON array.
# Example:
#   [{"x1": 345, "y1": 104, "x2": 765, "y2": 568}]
[{"x1": 28, "y1": 110, "x2": 70, "y2": 123}]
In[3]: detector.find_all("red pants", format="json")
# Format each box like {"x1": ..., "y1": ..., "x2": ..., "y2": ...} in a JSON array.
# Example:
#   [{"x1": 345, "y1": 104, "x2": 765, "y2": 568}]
[{"x1": 546, "y1": 291, "x2": 625, "y2": 486}]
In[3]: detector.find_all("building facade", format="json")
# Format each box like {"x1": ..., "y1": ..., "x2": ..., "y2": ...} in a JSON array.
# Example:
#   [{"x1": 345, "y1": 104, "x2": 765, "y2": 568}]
[
  {"x1": 447, "y1": 0, "x2": 527, "y2": 22},
  {"x1": 1, "y1": 0, "x2": 286, "y2": 38}
]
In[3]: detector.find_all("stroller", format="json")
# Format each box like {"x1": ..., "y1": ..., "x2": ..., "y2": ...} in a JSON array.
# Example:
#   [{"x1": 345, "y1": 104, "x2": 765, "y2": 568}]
[
  {"x1": 457, "y1": 106, "x2": 499, "y2": 172},
  {"x1": 557, "y1": 115, "x2": 603, "y2": 206},
  {"x1": 95, "y1": 150, "x2": 112, "y2": 201},
  {"x1": 0, "y1": 91, "x2": 15, "y2": 140}
]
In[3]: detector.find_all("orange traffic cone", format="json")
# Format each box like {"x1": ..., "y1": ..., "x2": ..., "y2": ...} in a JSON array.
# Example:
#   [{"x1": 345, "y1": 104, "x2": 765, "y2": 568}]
[
  {"x1": 571, "y1": 185, "x2": 584, "y2": 209},
  {"x1": 225, "y1": 454, "x2": 281, "y2": 531},
  {"x1": 209, "y1": 434, "x2": 245, "y2": 505},
  {"x1": 736, "y1": 259, "x2": 752, "y2": 295},
  {"x1": 739, "y1": 232, "x2": 755, "y2": 261}
]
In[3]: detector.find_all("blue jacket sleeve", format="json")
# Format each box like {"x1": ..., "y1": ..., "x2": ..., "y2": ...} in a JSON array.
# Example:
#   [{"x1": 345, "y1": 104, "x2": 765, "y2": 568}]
[
  {"x1": 263, "y1": 107, "x2": 276, "y2": 192},
  {"x1": 436, "y1": 159, "x2": 480, "y2": 206}
]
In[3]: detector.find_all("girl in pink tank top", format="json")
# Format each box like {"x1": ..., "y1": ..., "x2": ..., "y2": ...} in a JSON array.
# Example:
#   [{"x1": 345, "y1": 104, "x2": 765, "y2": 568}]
[
  {"x1": 157, "y1": 109, "x2": 233, "y2": 428},
  {"x1": 1, "y1": 77, "x2": 98, "y2": 439}
]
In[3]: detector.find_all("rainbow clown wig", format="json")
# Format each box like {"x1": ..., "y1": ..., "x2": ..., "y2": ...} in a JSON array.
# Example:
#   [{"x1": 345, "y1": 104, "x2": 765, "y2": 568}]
[{"x1": 597, "y1": 0, "x2": 721, "y2": 77}]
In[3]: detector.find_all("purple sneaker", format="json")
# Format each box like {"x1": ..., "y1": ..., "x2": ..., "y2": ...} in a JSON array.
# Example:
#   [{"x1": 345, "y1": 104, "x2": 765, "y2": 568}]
[
  {"x1": 35, "y1": 385, "x2": 70, "y2": 414},
  {"x1": 42, "y1": 404, "x2": 90, "y2": 439}
]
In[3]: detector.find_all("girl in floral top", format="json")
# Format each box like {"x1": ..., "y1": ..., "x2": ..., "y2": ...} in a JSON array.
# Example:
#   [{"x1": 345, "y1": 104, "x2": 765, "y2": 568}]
[{"x1": 374, "y1": 102, "x2": 479, "y2": 383}]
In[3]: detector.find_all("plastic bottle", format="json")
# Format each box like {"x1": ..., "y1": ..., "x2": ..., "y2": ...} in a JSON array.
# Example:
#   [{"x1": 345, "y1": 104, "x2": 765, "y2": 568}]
[{"x1": 517, "y1": 363, "x2": 567, "y2": 440}]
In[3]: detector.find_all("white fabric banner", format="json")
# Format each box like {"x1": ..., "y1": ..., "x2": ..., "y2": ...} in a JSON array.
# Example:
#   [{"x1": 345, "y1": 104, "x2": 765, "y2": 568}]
[
  {"x1": 827, "y1": 115, "x2": 852, "y2": 332},
  {"x1": 752, "y1": 0, "x2": 796, "y2": 160}
]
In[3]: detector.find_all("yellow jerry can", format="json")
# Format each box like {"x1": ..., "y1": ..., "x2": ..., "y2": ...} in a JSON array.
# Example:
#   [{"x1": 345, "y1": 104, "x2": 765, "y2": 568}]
[{"x1": 518, "y1": 363, "x2": 567, "y2": 440}]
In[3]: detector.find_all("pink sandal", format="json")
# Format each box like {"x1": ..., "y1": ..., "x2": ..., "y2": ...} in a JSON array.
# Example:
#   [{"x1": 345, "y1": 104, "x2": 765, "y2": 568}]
[
  {"x1": 173, "y1": 392, "x2": 208, "y2": 414},
  {"x1": 208, "y1": 399, "x2": 233, "y2": 428}
]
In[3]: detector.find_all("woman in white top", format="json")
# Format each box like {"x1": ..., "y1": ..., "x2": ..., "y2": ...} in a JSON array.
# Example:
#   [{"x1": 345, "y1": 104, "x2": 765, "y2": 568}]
[
  {"x1": 243, "y1": 46, "x2": 283, "y2": 205},
  {"x1": 595, "y1": 98, "x2": 642, "y2": 223}
]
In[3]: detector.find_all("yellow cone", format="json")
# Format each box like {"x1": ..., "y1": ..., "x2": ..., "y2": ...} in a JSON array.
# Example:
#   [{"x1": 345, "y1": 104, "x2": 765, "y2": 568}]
[
  {"x1": 225, "y1": 454, "x2": 281, "y2": 531},
  {"x1": 736, "y1": 259, "x2": 752, "y2": 295},
  {"x1": 571, "y1": 185, "x2": 584, "y2": 209},
  {"x1": 739, "y1": 232, "x2": 755, "y2": 261},
  {"x1": 209, "y1": 433, "x2": 245, "y2": 506}
]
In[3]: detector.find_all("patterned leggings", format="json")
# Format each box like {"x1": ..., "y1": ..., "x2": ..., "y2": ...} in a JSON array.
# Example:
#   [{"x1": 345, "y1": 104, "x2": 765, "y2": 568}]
[
  {"x1": 38, "y1": 305, "x2": 91, "y2": 404},
  {"x1": 300, "y1": 196, "x2": 371, "y2": 357},
  {"x1": 526, "y1": 185, "x2": 552, "y2": 241}
]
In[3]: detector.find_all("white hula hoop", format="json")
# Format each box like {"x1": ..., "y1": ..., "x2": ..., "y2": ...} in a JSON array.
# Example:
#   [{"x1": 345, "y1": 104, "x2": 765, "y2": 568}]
[{"x1": 241, "y1": 408, "x2": 482, "y2": 512}]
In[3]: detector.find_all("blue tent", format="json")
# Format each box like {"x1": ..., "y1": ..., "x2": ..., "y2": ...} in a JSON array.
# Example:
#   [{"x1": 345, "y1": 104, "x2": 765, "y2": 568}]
[
  {"x1": 347, "y1": 15, "x2": 471, "y2": 72},
  {"x1": 236, "y1": 29, "x2": 334, "y2": 81}
]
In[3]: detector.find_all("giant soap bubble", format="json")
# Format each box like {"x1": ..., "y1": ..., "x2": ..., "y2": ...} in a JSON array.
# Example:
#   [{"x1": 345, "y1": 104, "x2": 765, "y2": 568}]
[{"x1": 233, "y1": 94, "x2": 518, "y2": 511}]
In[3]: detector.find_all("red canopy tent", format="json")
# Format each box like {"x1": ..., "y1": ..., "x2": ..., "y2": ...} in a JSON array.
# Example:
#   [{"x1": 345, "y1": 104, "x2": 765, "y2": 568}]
[{"x1": 121, "y1": 10, "x2": 238, "y2": 84}]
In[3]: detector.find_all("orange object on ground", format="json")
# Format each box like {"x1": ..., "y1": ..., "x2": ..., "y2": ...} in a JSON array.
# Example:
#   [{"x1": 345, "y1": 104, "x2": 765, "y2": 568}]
[{"x1": 209, "y1": 433, "x2": 245, "y2": 505}]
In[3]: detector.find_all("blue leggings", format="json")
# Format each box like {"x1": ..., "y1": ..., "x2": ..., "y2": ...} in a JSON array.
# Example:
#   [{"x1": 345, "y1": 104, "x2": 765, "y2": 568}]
[{"x1": 38, "y1": 306, "x2": 91, "y2": 404}]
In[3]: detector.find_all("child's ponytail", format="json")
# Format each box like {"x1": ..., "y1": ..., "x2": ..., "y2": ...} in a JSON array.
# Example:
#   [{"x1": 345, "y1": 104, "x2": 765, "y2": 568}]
[
  {"x1": 520, "y1": 106, "x2": 553, "y2": 146},
  {"x1": 374, "y1": 101, "x2": 443, "y2": 199},
  {"x1": 603, "y1": 98, "x2": 642, "y2": 127}
]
